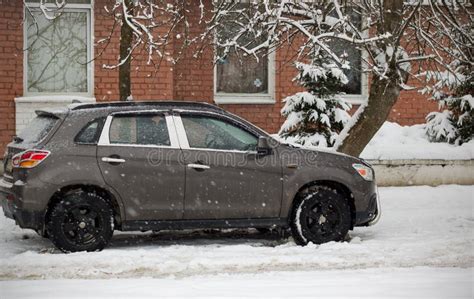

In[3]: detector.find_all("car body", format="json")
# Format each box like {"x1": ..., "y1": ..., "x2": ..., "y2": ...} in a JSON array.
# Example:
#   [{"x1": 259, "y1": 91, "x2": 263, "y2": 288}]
[{"x1": 0, "y1": 101, "x2": 380, "y2": 252}]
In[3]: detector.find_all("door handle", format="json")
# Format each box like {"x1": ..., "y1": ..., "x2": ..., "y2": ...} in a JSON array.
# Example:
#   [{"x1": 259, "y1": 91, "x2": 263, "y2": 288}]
[
  {"x1": 102, "y1": 157, "x2": 126, "y2": 163},
  {"x1": 187, "y1": 163, "x2": 210, "y2": 170}
]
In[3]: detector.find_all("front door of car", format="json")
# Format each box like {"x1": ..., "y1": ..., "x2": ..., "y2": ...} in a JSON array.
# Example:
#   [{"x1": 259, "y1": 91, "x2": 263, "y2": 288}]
[
  {"x1": 97, "y1": 111, "x2": 185, "y2": 221},
  {"x1": 174, "y1": 112, "x2": 282, "y2": 219}
]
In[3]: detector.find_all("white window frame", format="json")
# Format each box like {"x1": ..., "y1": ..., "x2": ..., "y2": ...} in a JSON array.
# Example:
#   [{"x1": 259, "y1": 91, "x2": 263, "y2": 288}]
[
  {"x1": 344, "y1": 48, "x2": 369, "y2": 105},
  {"x1": 23, "y1": 1, "x2": 94, "y2": 97},
  {"x1": 213, "y1": 51, "x2": 276, "y2": 105},
  {"x1": 336, "y1": 9, "x2": 369, "y2": 105}
]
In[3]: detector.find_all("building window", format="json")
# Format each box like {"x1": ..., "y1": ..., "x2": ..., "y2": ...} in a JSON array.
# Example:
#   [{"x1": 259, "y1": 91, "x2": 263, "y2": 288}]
[
  {"x1": 216, "y1": 51, "x2": 269, "y2": 95},
  {"x1": 214, "y1": 46, "x2": 275, "y2": 105},
  {"x1": 329, "y1": 39, "x2": 363, "y2": 96},
  {"x1": 327, "y1": 9, "x2": 367, "y2": 104},
  {"x1": 214, "y1": 4, "x2": 275, "y2": 104},
  {"x1": 24, "y1": 1, "x2": 93, "y2": 95}
]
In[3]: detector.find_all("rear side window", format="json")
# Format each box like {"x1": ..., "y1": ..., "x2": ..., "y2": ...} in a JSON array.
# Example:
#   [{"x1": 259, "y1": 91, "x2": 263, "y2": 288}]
[
  {"x1": 17, "y1": 115, "x2": 58, "y2": 144},
  {"x1": 109, "y1": 114, "x2": 170, "y2": 146},
  {"x1": 75, "y1": 118, "x2": 105, "y2": 144}
]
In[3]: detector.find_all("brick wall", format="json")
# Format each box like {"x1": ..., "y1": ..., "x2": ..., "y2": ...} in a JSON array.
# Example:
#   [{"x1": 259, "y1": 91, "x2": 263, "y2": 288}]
[
  {"x1": 0, "y1": 1, "x2": 442, "y2": 158},
  {"x1": 0, "y1": 0, "x2": 23, "y2": 156},
  {"x1": 171, "y1": 0, "x2": 214, "y2": 103},
  {"x1": 390, "y1": 80, "x2": 438, "y2": 126},
  {"x1": 94, "y1": 0, "x2": 174, "y2": 102}
]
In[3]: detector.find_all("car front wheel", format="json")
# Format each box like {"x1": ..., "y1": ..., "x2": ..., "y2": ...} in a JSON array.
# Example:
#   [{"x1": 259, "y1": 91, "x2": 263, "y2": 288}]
[
  {"x1": 291, "y1": 186, "x2": 351, "y2": 245},
  {"x1": 46, "y1": 191, "x2": 114, "y2": 253}
]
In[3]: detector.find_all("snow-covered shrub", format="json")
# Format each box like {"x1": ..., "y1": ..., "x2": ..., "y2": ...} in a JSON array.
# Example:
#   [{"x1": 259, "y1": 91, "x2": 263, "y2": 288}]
[
  {"x1": 424, "y1": 69, "x2": 473, "y2": 145},
  {"x1": 279, "y1": 53, "x2": 351, "y2": 147}
]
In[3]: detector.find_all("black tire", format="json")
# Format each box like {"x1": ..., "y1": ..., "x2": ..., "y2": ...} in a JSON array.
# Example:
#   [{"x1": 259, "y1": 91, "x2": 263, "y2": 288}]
[
  {"x1": 35, "y1": 228, "x2": 48, "y2": 238},
  {"x1": 291, "y1": 186, "x2": 351, "y2": 246},
  {"x1": 46, "y1": 191, "x2": 114, "y2": 253},
  {"x1": 255, "y1": 228, "x2": 271, "y2": 234}
]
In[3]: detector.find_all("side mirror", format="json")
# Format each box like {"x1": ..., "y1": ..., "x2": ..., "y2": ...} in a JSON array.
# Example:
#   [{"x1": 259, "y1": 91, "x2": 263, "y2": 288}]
[{"x1": 257, "y1": 136, "x2": 273, "y2": 155}]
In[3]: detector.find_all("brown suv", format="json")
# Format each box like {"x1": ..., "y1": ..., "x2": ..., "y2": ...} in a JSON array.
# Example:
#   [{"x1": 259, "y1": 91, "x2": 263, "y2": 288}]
[{"x1": 0, "y1": 101, "x2": 380, "y2": 252}]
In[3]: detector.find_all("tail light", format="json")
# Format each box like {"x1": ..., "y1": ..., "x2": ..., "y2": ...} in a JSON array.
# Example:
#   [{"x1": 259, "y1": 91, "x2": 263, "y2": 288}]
[{"x1": 12, "y1": 150, "x2": 50, "y2": 169}]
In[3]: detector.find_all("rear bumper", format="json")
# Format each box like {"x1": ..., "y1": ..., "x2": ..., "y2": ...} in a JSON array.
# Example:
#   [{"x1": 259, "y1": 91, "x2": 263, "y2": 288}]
[{"x1": 0, "y1": 178, "x2": 43, "y2": 231}]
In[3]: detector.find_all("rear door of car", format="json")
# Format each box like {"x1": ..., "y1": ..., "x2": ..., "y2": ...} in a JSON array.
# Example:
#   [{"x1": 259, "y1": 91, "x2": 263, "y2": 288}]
[
  {"x1": 97, "y1": 111, "x2": 185, "y2": 221},
  {"x1": 173, "y1": 111, "x2": 282, "y2": 220}
]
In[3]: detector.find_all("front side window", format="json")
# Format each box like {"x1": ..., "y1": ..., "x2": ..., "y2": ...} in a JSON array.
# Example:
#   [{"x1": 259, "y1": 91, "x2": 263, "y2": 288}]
[
  {"x1": 24, "y1": 1, "x2": 92, "y2": 94},
  {"x1": 181, "y1": 115, "x2": 258, "y2": 152},
  {"x1": 109, "y1": 115, "x2": 171, "y2": 146}
]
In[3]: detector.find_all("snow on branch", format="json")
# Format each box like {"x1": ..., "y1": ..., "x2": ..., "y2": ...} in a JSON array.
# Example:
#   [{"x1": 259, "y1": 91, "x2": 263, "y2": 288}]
[
  {"x1": 206, "y1": 0, "x2": 393, "y2": 69},
  {"x1": 99, "y1": 0, "x2": 198, "y2": 69},
  {"x1": 28, "y1": 0, "x2": 472, "y2": 98},
  {"x1": 205, "y1": 0, "x2": 472, "y2": 94}
]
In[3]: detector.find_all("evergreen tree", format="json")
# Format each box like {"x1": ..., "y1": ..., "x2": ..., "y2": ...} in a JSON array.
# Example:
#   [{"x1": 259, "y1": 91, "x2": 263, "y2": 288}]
[
  {"x1": 279, "y1": 52, "x2": 351, "y2": 147},
  {"x1": 424, "y1": 67, "x2": 473, "y2": 145}
]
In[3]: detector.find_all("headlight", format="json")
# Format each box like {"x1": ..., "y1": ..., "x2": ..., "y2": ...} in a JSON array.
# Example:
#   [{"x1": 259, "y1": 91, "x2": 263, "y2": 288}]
[{"x1": 352, "y1": 163, "x2": 374, "y2": 181}]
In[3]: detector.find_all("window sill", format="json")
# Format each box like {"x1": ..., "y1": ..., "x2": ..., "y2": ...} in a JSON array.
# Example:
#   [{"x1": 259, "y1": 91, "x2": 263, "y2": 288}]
[
  {"x1": 214, "y1": 94, "x2": 276, "y2": 105},
  {"x1": 15, "y1": 95, "x2": 96, "y2": 104},
  {"x1": 342, "y1": 94, "x2": 368, "y2": 105}
]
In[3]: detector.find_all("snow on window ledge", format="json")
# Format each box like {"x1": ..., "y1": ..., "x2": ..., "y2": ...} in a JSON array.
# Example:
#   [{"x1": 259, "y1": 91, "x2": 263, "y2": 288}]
[
  {"x1": 15, "y1": 95, "x2": 96, "y2": 104},
  {"x1": 214, "y1": 93, "x2": 275, "y2": 105},
  {"x1": 343, "y1": 94, "x2": 368, "y2": 105},
  {"x1": 214, "y1": 93, "x2": 365, "y2": 105}
]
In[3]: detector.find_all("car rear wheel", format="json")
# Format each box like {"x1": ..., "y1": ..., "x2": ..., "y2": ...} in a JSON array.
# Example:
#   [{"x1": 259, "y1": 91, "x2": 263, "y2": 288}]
[
  {"x1": 46, "y1": 191, "x2": 114, "y2": 253},
  {"x1": 291, "y1": 186, "x2": 351, "y2": 245}
]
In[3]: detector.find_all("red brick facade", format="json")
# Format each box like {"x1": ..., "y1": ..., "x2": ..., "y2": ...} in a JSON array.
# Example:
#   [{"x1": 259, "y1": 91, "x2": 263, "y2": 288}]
[
  {"x1": 0, "y1": 0, "x2": 439, "y2": 157},
  {"x1": 0, "y1": 1, "x2": 23, "y2": 157}
]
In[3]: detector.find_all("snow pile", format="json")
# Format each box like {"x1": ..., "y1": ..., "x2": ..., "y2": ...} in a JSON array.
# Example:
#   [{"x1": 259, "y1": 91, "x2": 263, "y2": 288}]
[
  {"x1": 0, "y1": 186, "x2": 472, "y2": 280},
  {"x1": 360, "y1": 122, "x2": 474, "y2": 160}
]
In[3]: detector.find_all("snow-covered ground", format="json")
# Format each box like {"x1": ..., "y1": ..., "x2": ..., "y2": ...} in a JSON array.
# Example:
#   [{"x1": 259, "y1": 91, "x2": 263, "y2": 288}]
[
  {"x1": 275, "y1": 121, "x2": 474, "y2": 160},
  {"x1": 0, "y1": 185, "x2": 473, "y2": 298},
  {"x1": 360, "y1": 122, "x2": 474, "y2": 160},
  {"x1": 1, "y1": 268, "x2": 471, "y2": 298}
]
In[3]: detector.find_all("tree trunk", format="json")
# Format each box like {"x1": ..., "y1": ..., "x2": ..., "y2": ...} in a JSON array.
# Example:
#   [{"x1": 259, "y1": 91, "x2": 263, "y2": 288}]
[
  {"x1": 119, "y1": 0, "x2": 133, "y2": 101},
  {"x1": 337, "y1": 0, "x2": 404, "y2": 157},
  {"x1": 337, "y1": 74, "x2": 401, "y2": 156}
]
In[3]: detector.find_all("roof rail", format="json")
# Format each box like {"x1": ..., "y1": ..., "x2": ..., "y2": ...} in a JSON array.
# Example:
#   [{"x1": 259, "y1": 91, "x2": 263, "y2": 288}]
[{"x1": 71, "y1": 101, "x2": 224, "y2": 112}]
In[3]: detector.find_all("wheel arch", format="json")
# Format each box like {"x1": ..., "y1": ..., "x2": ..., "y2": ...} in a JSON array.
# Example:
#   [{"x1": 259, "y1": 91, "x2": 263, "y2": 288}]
[
  {"x1": 288, "y1": 180, "x2": 356, "y2": 229},
  {"x1": 44, "y1": 184, "x2": 123, "y2": 230}
]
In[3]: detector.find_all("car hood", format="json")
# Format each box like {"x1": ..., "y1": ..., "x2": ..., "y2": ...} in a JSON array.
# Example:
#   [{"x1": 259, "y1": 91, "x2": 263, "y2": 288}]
[{"x1": 279, "y1": 142, "x2": 364, "y2": 167}]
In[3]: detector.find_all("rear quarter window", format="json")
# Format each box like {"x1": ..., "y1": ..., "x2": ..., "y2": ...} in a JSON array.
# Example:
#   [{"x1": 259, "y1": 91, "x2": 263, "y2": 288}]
[
  {"x1": 75, "y1": 118, "x2": 105, "y2": 144},
  {"x1": 17, "y1": 115, "x2": 58, "y2": 144}
]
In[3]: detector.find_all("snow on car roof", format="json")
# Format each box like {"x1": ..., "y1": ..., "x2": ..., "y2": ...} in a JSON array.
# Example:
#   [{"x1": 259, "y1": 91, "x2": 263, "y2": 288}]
[{"x1": 71, "y1": 101, "x2": 224, "y2": 113}]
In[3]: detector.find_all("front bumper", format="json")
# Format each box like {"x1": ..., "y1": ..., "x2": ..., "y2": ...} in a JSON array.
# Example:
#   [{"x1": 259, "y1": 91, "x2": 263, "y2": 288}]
[
  {"x1": 367, "y1": 187, "x2": 381, "y2": 226},
  {"x1": 0, "y1": 178, "x2": 43, "y2": 231},
  {"x1": 354, "y1": 186, "x2": 381, "y2": 226}
]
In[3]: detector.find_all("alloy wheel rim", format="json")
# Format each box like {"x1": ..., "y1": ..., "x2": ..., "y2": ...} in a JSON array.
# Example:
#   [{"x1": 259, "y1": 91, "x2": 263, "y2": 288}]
[
  {"x1": 305, "y1": 201, "x2": 341, "y2": 238},
  {"x1": 61, "y1": 205, "x2": 102, "y2": 246}
]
